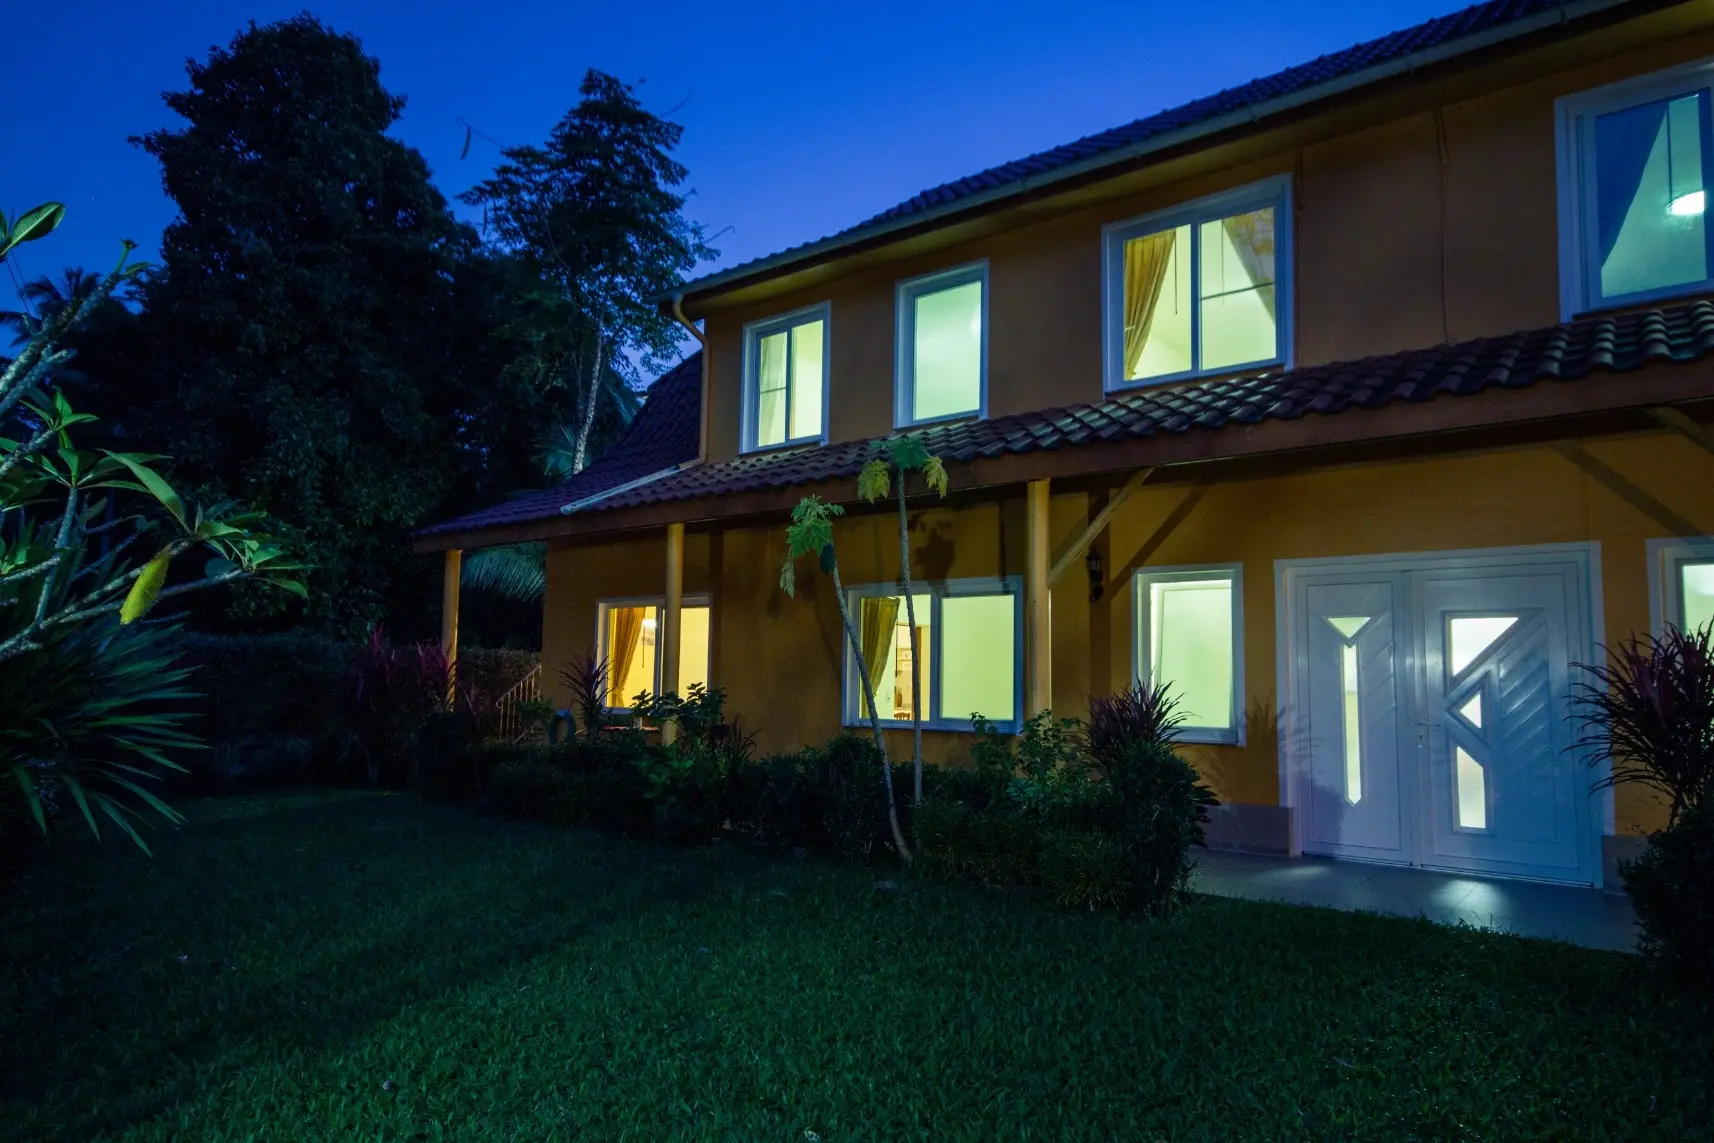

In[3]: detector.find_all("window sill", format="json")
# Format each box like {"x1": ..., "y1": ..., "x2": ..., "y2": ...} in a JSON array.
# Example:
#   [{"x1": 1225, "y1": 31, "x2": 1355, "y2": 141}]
[
  {"x1": 1106, "y1": 359, "x2": 1287, "y2": 395},
  {"x1": 1568, "y1": 284, "x2": 1714, "y2": 323},
  {"x1": 894, "y1": 409, "x2": 983, "y2": 432},
  {"x1": 740, "y1": 436, "x2": 826, "y2": 458},
  {"x1": 841, "y1": 718, "x2": 1018, "y2": 735},
  {"x1": 1172, "y1": 728, "x2": 1243, "y2": 747}
]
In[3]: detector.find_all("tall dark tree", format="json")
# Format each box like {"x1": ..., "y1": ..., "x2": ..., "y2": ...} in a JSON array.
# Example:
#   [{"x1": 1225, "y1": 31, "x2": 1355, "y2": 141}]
[
  {"x1": 461, "y1": 69, "x2": 712, "y2": 475},
  {"x1": 131, "y1": 15, "x2": 529, "y2": 637}
]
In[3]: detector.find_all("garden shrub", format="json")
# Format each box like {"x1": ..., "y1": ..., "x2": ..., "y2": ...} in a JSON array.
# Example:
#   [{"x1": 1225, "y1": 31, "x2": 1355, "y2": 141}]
[
  {"x1": 1621, "y1": 801, "x2": 1714, "y2": 991},
  {"x1": 1038, "y1": 828, "x2": 1131, "y2": 910},
  {"x1": 1573, "y1": 624, "x2": 1714, "y2": 985},
  {"x1": 488, "y1": 756, "x2": 584, "y2": 826},
  {"x1": 1102, "y1": 740, "x2": 1218, "y2": 915}
]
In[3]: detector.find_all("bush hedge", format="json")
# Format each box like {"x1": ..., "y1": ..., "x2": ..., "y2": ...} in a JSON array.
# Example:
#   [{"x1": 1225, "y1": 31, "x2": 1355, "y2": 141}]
[
  {"x1": 436, "y1": 681, "x2": 1218, "y2": 918},
  {"x1": 1621, "y1": 801, "x2": 1714, "y2": 991}
]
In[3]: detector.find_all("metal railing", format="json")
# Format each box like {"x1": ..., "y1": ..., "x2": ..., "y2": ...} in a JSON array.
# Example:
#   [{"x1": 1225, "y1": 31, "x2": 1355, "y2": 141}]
[{"x1": 493, "y1": 664, "x2": 543, "y2": 743}]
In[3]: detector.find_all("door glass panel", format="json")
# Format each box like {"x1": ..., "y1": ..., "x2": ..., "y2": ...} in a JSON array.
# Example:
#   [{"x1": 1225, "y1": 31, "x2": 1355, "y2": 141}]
[
  {"x1": 1457, "y1": 690, "x2": 1483, "y2": 729},
  {"x1": 1455, "y1": 746, "x2": 1488, "y2": 830},
  {"x1": 1682, "y1": 561, "x2": 1714, "y2": 634},
  {"x1": 1340, "y1": 641, "x2": 1362, "y2": 805},
  {"x1": 1447, "y1": 615, "x2": 1517, "y2": 676},
  {"x1": 1327, "y1": 615, "x2": 1370, "y2": 639}
]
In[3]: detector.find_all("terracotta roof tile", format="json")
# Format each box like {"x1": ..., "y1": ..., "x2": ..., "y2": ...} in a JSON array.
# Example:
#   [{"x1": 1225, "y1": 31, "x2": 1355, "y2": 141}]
[
  {"x1": 413, "y1": 354, "x2": 701, "y2": 539},
  {"x1": 420, "y1": 298, "x2": 1714, "y2": 542}
]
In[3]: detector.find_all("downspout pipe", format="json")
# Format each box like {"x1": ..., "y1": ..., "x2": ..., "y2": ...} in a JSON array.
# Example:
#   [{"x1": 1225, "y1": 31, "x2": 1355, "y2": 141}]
[{"x1": 671, "y1": 291, "x2": 709, "y2": 467}]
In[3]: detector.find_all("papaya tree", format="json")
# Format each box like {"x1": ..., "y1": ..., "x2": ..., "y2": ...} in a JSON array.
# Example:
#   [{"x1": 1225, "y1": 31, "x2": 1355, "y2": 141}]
[
  {"x1": 858, "y1": 435, "x2": 948, "y2": 805},
  {"x1": 1, "y1": 204, "x2": 304, "y2": 848},
  {"x1": 780, "y1": 495, "x2": 911, "y2": 862}
]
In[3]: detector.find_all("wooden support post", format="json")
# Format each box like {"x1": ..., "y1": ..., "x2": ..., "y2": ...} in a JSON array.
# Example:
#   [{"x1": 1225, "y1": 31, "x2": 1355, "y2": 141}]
[
  {"x1": 1025, "y1": 479, "x2": 1051, "y2": 719},
  {"x1": 661, "y1": 522, "x2": 685, "y2": 745},
  {"x1": 441, "y1": 549, "x2": 462, "y2": 689}
]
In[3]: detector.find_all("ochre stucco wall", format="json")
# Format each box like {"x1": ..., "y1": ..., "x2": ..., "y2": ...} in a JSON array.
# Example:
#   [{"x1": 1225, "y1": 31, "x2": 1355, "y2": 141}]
[
  {"x1": 697, "y1": 23, "x2": 1714, "y2": 463},
  {"x1": 543, "y1": 430, "x2": 1714, "y2": 838}
]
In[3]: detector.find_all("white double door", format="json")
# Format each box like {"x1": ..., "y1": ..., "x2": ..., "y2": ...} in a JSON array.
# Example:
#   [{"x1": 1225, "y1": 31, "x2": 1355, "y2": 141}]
[{"x1": 1283, "y1": 547, "x2": 1601, "y2": 885}]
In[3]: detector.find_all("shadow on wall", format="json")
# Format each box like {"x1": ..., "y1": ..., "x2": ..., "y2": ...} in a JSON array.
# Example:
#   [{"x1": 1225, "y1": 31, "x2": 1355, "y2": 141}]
[
  {"x1": 1177, "y1": 695, "x2": 1281, "y2": 807},
  {"x1": 911, "y1": 512, "x2": 957, "y2": 584}
]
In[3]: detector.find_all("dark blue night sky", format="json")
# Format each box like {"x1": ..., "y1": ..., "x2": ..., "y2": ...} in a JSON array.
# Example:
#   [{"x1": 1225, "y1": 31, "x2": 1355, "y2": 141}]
[{"x1": 3, "y1": 0, "x2": 1468, "y2": 323}]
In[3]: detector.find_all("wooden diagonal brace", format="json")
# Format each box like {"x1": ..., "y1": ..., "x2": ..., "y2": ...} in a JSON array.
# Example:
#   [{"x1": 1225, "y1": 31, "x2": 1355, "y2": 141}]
[
  {"x1": 1649, "y1": 406, "x2": 1714, "y2": 458},
  {"x1": 1047, "y1": 467, "x2": 1154, "y2": 587}
]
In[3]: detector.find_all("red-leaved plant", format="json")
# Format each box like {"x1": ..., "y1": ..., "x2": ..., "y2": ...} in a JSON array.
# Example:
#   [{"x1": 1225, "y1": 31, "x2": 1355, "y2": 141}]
[
  {"x1": 348, "y1": 628, "x2": 464, "y2": 787},
  {"x1": 1572, "y1": 625, "x2": 1714, "y2": 825}
]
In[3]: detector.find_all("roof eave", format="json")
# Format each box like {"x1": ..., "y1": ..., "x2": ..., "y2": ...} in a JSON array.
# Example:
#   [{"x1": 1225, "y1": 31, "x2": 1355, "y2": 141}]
[{"x1": 672, "y1": 0, "x2": 1633, "y2": 310}]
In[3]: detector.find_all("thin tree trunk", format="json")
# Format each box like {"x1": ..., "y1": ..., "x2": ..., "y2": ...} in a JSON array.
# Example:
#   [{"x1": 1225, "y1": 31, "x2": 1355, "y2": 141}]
[
  {"x1": 830, "y1": 556, "x2": 913, "y2": 863},
  {"x1": 896, "y1": 469, "x2": 923, "y2": 804},
  {"x1": 571, "y1": 326, "x2": 606, "y2": 475}
]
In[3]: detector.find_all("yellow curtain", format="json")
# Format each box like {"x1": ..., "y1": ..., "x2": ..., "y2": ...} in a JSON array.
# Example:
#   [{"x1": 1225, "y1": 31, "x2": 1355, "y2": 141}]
[
  {"x1": 1122, "y1": 230, "x2": 1177, "y2": 379},
  {"x1": 1222, "y1": 210, "x2": 1278, "y2": 321},
  {"x1": 607, "y1": 606, "x2": 645, "y2": 706},
  {"x1": 857, "y1": 595, "x2": 901, "y2": 719}
]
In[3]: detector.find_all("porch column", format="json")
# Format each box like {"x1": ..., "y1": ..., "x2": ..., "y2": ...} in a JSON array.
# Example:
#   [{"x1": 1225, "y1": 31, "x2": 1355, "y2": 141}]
[
  {"x1": 660, "y1": 522, "x2": 685, "y2": 745},
  {"x1": 1025, "y1": 479, "x2": 1051, "y2": 717},
  {"x1": 440, "y1": 548, "x2": 462, "y2": 668}
]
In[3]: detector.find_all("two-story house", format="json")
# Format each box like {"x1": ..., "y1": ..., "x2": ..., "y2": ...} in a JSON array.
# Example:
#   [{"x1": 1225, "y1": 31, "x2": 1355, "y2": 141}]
[{"x1": 417, "y1": 0, "x2": 1714, "y2": 888}]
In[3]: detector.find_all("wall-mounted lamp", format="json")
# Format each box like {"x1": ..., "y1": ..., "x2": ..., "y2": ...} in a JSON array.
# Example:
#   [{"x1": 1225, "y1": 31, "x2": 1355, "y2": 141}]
[{"x1": 1087, "y1": 549, "x2": 1104, "y2": 603}]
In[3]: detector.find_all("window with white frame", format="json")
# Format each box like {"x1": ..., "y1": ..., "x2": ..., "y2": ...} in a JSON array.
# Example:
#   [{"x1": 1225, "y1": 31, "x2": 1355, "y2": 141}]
[
  {"x1": 1104, "y1": 176, "x2": 1291, "y2": 389},
  {"x1": 596, "y1": 596, "x2": 711, "y2": 708},
  {"x1": 1558, "y1": 61, "x2": 1714, "y2": 317},
  {"x1": 1649, "y1": 537, "x2": 1714, "y2": 636},
  {"x1": 843, "y1": 577, "x2": 1020, "y2": 730},
  {"x1": 895, "y1": 262, "x2": 987, "y2": 427},
  {"x1": 742, "y1": 304, "x2": 828, "y2": 452},
  {"x1": 1133, "y1": 565, "x2": 1243, "y2": 744}
]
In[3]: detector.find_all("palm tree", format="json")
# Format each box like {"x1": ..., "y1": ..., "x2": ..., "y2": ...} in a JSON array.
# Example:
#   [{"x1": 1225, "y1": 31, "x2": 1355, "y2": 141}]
[{"x1": 1, "y1": 268, "x2": 114, "y2": 345}]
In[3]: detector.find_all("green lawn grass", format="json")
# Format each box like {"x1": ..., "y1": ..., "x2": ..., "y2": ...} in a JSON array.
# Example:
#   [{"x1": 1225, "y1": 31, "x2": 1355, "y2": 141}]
[{"x1": 2, "y1": 791, "x2": 1710, "y2": 1142}]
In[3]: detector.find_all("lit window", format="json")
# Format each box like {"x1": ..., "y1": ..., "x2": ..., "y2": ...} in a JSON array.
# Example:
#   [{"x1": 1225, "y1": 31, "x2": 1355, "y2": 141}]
[
  {"x1": 846, "y1": 579, "x2": 1019, "y2": 730},
  {"x1": 1684, "y1": 561, "x2": 1714, "y2": 634},
  {"x1": 1134, "y1": 566, "x2": 1243, "y2": 744},
  {"x1": 1558, "y1": 65, "x2": 1714, "y2": 315},
  {"x1": 896, "y1": 263, "x2": 986, "y2": 426},
  {"x1": 1652, "y1": 538, "x2": 1714, "y2": 636},
  {"x1": 597, "y1": 597, "x2": 712, "y2": 708},
  {"x1": 1105, "y1": 177, "x2": 1290, "y2": 388},
  {"x1": 743, "y1": 305, "x2": 827, "y2": 451}
]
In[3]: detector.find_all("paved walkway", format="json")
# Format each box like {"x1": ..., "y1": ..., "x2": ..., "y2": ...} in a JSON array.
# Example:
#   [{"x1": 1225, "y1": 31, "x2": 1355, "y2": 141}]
[{"x1": 1190, "y1": 849, "x2": 1639, "y2": 952}]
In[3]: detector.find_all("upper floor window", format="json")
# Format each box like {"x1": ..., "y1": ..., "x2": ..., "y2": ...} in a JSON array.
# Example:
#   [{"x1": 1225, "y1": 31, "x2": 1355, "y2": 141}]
[
  {"x1": 895, "y1": 262, "x2": 987, "y2": 427},
  {"x1": 1558, "y1": 61, "x2": 1714, "y2": 317},
  {"x1": 1103, "y1": 175, "x2": 1292, "y2": 390},
  {"x1": 742, "y1": 304, "x2": 828, "y2": 452}
]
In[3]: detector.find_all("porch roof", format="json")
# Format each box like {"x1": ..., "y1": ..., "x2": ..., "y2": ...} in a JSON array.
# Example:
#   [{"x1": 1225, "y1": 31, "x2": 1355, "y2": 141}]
[{"x1": 414, "y1": 297, "x2": 1714, "y2": 551}]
